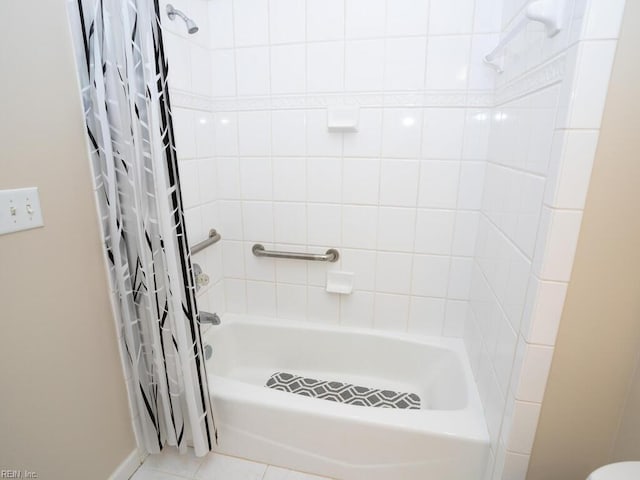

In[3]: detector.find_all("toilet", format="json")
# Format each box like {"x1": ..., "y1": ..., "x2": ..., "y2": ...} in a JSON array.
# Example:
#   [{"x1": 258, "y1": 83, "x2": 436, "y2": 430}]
[{"x1": 587, "y1": 462, "x2": 640, "y2": 480}]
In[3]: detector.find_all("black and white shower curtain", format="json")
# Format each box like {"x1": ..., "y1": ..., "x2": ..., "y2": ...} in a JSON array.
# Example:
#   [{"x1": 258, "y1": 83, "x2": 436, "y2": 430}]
[{"x1": 69, "y1": 0, "x2": 216, "y2": 456}]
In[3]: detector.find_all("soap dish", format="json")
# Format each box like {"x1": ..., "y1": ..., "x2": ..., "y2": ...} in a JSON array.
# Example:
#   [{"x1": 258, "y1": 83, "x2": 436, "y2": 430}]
[{"x1": 326, "y1": 271, "x2": 354, "y2": 294}]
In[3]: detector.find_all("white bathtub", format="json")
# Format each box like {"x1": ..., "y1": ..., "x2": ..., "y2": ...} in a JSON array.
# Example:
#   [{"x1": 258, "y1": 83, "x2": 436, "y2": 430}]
[{"x1": 203, "y1": 314, "x2": 489, "y2": 480}]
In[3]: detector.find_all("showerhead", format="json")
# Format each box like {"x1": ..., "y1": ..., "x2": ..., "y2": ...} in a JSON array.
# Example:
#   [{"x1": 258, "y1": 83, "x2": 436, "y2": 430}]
[
  {"x1": 166, "y1": 4, "x2": 199, "y2": 34},
  {"x1": 185, "y1": 18, "x2": 199, "y2": 34}
]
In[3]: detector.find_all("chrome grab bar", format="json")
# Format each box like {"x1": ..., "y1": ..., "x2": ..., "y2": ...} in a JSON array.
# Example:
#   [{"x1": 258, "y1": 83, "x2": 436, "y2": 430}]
[
  {"x1": 191, "y1": 229, "x2": 221, "y2": 255},
  {"x1": 252, "y1": 244, "x2": 339, "y2": 263}
]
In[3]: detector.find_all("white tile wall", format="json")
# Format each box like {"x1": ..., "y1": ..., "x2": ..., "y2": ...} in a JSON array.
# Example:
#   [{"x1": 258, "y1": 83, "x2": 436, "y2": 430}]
[
  {"x1": 544, "y1": 129, "x2": 599, "y2": 209},
  {"x1": 342, "y1": 158, "x2": 379, "y2": 204},
  {"x1": 419, "y1": 161, "x2": 460, "y2": 209},
  {"x1": 180, "y1": 0, "x2": 496, "y2": 342},
  {"x1": 425, "y1": 36, "x2": 472, "y2": 91},
  {"x1": 464, "y1": 1, "x2": 625, "y2": 479},
  {"x1": 422, "y1": 108, "x2": 466, "y2": 159},
  {"x1": 162, "y1": 1, "x2": 626, "y2": 480},
  {"x1": 345, "y1": 40, "x2": 386, "y2": 92},
  {"x1": 236, "y1": 47, "x2": 270, "y2": 96},
  {"x1": 431, "y1": 0, "x2": 476, "y2": 34},
  {"x1": 386, "y1": 0, "x2": 429, "y2": 35},
  {"x1": 375, "y1": 252, "x2": 413, "y2": 295},
  {"x1": 379, "y1": 160, "x2": 420, "y2": 206},
  {"x1": 238, "y1": 111, "x2": 271, "y2": 155},
  {"x1": 521, "y1": 276, "x2": 568, "y2": 346},
  {"x1": 307, "y1": 42, "x2": 345, "y2": 92},
  {"x1": 345, "y1": 0, "x2": 386, "y2": 39},
  {"x1": 342, "y1": 206, "x2": 377, "y2": 249},
  {"x1": 414, "y1": 209, "x2": 456, "y2": 255},
  {"x1": 505, "y1": 400, "x2": 542, "y2": 454},
  {"x1": 308, "y1": 286, "x2": 340, "y2": 324},
  {"x1": 382, "y1": 109, "x2": 422, "y2": 158},
  {"x1": 340, "y1": 291, "x2": 374, "y2": 328},
  {"x1": 306, "y1": 0, "x2": 344, "y2": 41},
  {"x1": 412, "y1": 255, "x2": 450, "y2": 297},
  {"x1": 409, "y1": 296, "x2": 446, "y2": 335},
  {"x1": 377, "y1": 207, "x2": 416, "y2": 252},
  {"x1": 343, "y1": 110, "x2": 383, "y2": 157},
  {"x1": 272, "y1": 158, "x2": 306, "y2": 200},
  {"x1": 269, "y1": 0, "x2": 306, "y2": 44},
  {"x1": 270, "y1": 44, "x2": 306, "y2": 94},
  {"x1": 556, "y1": 40, "x2": 618, "y2": 129},
  {"x1": 384, "y1": 37, "x2": 427, "y2": 91},
  {"x1": 211, "y1": 106, "x2": 488, "y2": 333},
  {"x1": 374, "y1": 293, "x2": 410, "y2": 331},
  {"x1": 233, "y1": 0, "x2": 269, "y2": 47},
  {"x1": 272, "y1": 111, "x2": 306, "y2": 155}
]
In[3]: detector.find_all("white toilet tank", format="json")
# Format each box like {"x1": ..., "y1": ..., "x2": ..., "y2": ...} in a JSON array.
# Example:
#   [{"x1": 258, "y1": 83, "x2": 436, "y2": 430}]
[{"x1": 587, "y1": 462, "x2": 640, "y2": 480}]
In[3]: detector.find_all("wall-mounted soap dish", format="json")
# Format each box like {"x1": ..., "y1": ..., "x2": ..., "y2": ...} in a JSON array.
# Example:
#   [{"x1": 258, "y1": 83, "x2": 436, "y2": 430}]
[{"x1": 327, "y1": 106, "x2": 359, "y2": 132}]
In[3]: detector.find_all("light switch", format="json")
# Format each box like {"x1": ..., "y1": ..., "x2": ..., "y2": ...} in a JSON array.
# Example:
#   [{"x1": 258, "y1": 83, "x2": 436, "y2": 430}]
[{"x1": 0, "y1": 187, "x2": 44, "y2": 236}]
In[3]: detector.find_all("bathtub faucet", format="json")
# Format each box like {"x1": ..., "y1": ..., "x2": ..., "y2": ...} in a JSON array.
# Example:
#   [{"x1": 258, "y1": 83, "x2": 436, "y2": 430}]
[{"x1": 199, "y1": 311, "x2": 221, "y2": 326}]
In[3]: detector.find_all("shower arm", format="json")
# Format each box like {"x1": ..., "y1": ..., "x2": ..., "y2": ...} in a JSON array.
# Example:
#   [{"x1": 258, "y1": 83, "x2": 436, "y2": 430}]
[
  {"x1": 166, "y1": 5, "x2": 189, "y2": 23},
  {"x1": 165, "y1": 4, "x2": 199, "y2": 34}
]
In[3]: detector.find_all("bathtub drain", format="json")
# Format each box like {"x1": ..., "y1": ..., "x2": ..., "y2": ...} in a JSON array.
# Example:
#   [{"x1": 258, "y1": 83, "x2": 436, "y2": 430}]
[{"x1": 265, "y1": 372, "x2": 421, "y2": 409}]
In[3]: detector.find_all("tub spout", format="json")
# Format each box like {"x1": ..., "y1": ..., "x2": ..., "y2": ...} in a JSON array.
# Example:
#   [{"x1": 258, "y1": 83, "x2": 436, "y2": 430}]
[{"x1": 199, "y1": 311, "x2": 221, "y2": 325}]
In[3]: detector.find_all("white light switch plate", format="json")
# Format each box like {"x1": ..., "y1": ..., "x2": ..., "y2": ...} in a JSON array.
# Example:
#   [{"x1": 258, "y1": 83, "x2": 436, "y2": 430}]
[{"x1": 0, "y1": 187, "x2": 44, "y2": 236}]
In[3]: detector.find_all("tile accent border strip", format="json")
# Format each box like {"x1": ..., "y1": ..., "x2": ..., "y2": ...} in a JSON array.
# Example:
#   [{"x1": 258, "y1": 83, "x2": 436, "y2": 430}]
[
  {"x1": 170, "y1": 54, "x2": 565, "y2": 112},
  {"x1": 495, "y1": 54, "x2": 567, "y2": 105},
  {"x1": 170, "y1": 90, "x2": 495, "y2": 111}
]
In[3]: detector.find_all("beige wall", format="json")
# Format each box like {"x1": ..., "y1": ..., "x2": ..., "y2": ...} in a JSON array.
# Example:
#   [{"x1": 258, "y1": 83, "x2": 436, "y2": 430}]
[
  {"x1": 527, "y1": 2, "x2": 640, "y2": 479},
  {"x1": 0, "y1": 1, "x2": 136, "y2": 479},
  {"x1": 612, "y1": 351, "x2": 640, "y2": 461}
]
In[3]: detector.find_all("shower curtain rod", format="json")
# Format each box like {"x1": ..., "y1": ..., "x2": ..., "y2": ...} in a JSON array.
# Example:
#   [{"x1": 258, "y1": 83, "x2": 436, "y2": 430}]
[{"x1": 484, "y1": 0, "x2": 565, "y2": 73}]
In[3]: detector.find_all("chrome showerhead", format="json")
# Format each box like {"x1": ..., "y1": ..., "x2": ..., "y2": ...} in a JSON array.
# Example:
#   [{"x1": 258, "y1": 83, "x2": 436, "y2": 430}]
[
  {"x1": 166, "y1": 4, "x2": 199, "y2": 34},
  {"x1": 185, "y1": 18, "x2": 199, "y2": 34}
]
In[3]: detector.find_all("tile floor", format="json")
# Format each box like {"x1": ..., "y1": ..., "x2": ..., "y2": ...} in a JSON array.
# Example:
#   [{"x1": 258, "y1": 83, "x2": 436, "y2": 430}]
[{"x1": 131, "y1": 447, "x2": 333, "y2": 480}]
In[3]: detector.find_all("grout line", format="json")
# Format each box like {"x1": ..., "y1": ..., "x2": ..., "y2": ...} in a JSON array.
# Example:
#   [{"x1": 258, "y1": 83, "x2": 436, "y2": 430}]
[
  {"x1": 484, "y1": 159, "x2": 547, "y2": 180},
  {"x1": 218, "y1": 32, "x2": 500, "y2": 51},
  {"x1": 443, "y1": 147, "x2": 466, "y2": 336},
  {"x1": 228, "y1": 0, "x2": 249, "y2": 315},
  {"x1": 479, "y1": 208, "x2": 537, "y2": 263},
  {"x1": 301, "y1": 11, "x2": 311, "y2": 321},
  {"x1": 265, "y1": 0, "x2": 280, "y2": 317}
]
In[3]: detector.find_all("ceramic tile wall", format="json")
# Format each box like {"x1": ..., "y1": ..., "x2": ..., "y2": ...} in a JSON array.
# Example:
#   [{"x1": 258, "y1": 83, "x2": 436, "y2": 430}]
[
  {"x1": 199, "y1": 0, "x2": 502, "y2": 334},
  {"x1": 464, "y1": 0, "x2": 627, "y2": 479},
  {"x1": 161, "y1": 1, "x2": 625, "y2": 479},
  {"x1": 161, "y1": 0, "x2": 226, "y2": 314}
]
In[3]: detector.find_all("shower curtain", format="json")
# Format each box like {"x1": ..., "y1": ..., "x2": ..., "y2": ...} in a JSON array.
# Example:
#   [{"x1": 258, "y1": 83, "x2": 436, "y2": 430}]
[{"x1": 69, "y1": 0, "x2": 216, "y2": 456}]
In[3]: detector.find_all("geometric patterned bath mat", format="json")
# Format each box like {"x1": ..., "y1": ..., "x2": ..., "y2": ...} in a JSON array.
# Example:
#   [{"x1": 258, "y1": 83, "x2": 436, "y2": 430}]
[{"x1": 265, "y1": 372, "x2": 421, "y2": 409}]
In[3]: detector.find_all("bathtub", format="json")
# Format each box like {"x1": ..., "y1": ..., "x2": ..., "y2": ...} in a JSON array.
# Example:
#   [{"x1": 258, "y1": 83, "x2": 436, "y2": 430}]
[{"x1": 203, "y1": 314, "x2": 489, "y2": 480}]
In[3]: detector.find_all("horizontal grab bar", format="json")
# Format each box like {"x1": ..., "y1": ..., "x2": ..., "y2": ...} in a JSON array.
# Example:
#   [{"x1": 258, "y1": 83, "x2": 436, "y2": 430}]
[
  {"x1": 191, "y1": 229, "x2": 221, "y2": 255},
  {"x1": 252, "y1": 244, "x2": 339, "y2": 263}
]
